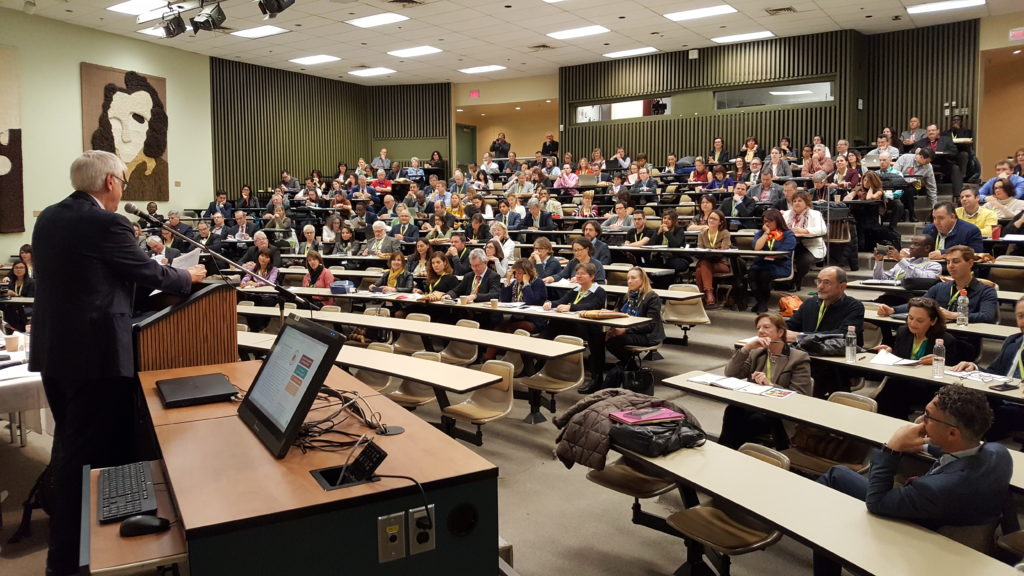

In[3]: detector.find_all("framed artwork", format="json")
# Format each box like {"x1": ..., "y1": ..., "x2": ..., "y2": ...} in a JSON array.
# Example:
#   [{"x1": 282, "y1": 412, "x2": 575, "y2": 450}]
[
  {"x1": 0, "y1": 47, "x2": 25, "y2": 233},
  {"x1": 81, "y1": 63, "x2": 169, "y2": 201}
]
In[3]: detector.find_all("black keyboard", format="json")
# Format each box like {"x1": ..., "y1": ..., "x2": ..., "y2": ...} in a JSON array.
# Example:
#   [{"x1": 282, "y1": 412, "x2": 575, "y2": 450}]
[{"x1": 98, "y1": 462, "x2": 158, "y2": 523}]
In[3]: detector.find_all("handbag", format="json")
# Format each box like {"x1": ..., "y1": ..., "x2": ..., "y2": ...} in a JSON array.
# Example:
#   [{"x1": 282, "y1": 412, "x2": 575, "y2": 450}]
[
  {"x1": 621, "y1": 367, "x2": 655, "y2": 396},
  {"x1": 793, "y1": 332, "x2": 847, "y2": 357},
  {"x1": 609, "y1": 419, "x2": 706, "y2": 457}
]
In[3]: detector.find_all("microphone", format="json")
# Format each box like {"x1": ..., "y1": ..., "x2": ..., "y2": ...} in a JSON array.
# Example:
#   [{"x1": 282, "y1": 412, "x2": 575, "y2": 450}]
[{"x1": 125, "y1": 203, "x2": 159, "y2": 225}]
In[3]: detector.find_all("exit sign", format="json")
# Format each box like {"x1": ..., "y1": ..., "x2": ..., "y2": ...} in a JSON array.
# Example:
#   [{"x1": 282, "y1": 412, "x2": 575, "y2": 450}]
[
  {"x1": 470, "y1": 90, "x2": 480, "y2": 99},
  {"x1": 1011, "y1": 27, "x2": 1024, "y2": 41}
]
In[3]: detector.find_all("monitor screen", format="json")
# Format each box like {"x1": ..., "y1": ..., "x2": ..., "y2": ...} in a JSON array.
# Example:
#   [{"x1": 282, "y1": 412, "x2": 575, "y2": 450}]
[{"x1": 238, "y1": 314, "x2": 344, "y2": 458}]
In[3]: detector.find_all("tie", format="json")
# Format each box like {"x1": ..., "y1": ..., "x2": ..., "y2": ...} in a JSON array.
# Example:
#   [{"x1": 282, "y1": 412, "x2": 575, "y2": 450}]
[
  {"x1": 472, "y1": 275, "x2": 482, "y2": 294},
  {"x1": 1007, "y1": 341, "x2": 1024, "y2": 379}
]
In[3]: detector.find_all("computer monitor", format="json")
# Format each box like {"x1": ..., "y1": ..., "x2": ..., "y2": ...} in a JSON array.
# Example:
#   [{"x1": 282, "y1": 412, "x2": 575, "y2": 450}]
[{"x1": 237, "y1": 314, "x2": 344, "y2": 459}]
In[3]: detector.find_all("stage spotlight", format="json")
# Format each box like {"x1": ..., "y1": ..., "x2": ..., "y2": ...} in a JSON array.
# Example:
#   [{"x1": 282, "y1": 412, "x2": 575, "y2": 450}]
[
  {"x1": 190, "y1": 3, "x2": 226, "y2": 34},
  {"x1": 160, "y1": 11, "x2": 188, "y2": 38},
  {"x1": 258, "y1": 0, "x2": 294, "y2": 19}
]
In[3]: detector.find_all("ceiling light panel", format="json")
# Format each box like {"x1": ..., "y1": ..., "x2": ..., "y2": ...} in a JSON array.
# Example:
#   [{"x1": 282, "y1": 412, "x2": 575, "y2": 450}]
[
  {"x1": 289, "y1": 54, "x2": 341, "y2": 65},
  {"x1": 387, "y1": 46, "x2": 442, "y2": 58},
  {"x1": 603, "y1": 47, "x2": 659, "y2": 58},
  {"x1": 663, "y1": 5, "x2": 738, "y2": 22},
  {"x1": 459, "y1": 65, "x2": 506, "y2": 74},
  {"x1": 107, "y1": 0, "x2": 167, "y2": 16},
  {"x1": 547, "y1": 25, "x2": 610, "y2": 40},
  {"x1": 346, "y1": 13, "x2": 409, "y2": 29},
  {"x1": 711, "y1": 30, "x2": 774, "y2": 43},
  {"x1": 349, "y1": 67, "x2": 396, "y2": 77},
  {"x1": 231, "y1": 25, "x2": 289, "y2": 38},
  {"x1": 906, "y1": 0, "x2": 985, "y2": 14}
]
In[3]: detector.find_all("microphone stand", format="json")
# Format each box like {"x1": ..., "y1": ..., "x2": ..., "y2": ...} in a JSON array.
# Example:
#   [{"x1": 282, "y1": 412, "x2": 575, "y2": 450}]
[{"x1": 128, "y1": 206, "x2": 321, "y2": 317}]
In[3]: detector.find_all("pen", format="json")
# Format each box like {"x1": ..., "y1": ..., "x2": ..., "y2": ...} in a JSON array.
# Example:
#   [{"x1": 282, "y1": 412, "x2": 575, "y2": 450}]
[{"x1": 856, "y1": 355, "x2": 866, "y2": 361}]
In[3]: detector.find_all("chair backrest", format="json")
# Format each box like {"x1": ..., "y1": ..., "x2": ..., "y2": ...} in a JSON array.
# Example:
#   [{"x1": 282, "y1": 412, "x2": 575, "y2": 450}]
[
  {"x1": 366, "y1": 267, "x2": 384, "y2": 274},
  {"x1": 995, "y1": 255, "x2": 1024, "y2": 262},
  {"x1": 828, "y1": 391, "x2": 878, "y2": 412},
  {"x1": 733, "y1": 234, "x2": 754, "y2": 250},
  {"x1": 367, "y1": 342, "x2": 394, "y2": 353},
  {"x1": 540, "y1": 335, "x2": 585, "y2": 384},
  {"x1": 364, "y1": 306, "x2": 391, "y2": 317},
  {"x1": 986, "y1": 268, "x2": 1023, "y2": 292},
  {"x1": 354, "y1": 343, "x2": 399, "y2": 392},
  {"x1": 407, "y1": 313, "x2": 431, "y2": 322},
  {"x1": 937, "y1": 522, "x2": 998, "y2": 554},
  {"x1": 607, "y1": 271, "x2": 628, "y2": 286},
  {"x1": 237, "y1": 323, "x2": 249, "y2": 332},
  {"x1": 393, "y1": 351, "x2": 441, "y2": 398},
  {"x1": 468, "y1": 360, "x2": 515, "y2": 414},
  {"x1": 284, "y1": 302, "x2": 297, "y2": 309},
  {"x1": 738, "y1": 443, "x2": 790, "y2": 470},
  {"x1": 329, "y1": 266, "x2": 346, "y2": 273},
  {"x1": 320, "y1": 305, "x2": 341, "y2": 312},
  {"x1": 861, "y1": 321, "x2": 883, "y2": 349},
  {"x1": 497, "y1": 329, "x2": 530, "y2": 376},
  {"x1": 238, "y1": 300, "x2": 255, "y2": 307},
  {"x1": 442, "y1": 320, "x2": 480, "y2": 361},
  {"x1": 663, "y1": 284, "x2": 710, "y2": 325}
]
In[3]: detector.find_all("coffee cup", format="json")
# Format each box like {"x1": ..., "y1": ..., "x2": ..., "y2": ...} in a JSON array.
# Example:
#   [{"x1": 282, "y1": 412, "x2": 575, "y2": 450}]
[
  {"x1": 490, "y1": 299, "x2": 498, "y2": 309},
  {"x1": 459, "y1": 296, "x2": 470, "y2": 305},
  {"x1": 4, "y1": 334, "x2": 21, "y2": 352}
]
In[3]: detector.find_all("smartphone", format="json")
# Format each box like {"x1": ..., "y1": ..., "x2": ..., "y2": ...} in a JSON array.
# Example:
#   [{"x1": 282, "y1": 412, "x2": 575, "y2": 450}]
[
  {"x1": 875, "y1": 245, "x2": 889, "y2": 255},
  {"x1": 989, "y1": 383, "x2": 1019, "y2": 391}
]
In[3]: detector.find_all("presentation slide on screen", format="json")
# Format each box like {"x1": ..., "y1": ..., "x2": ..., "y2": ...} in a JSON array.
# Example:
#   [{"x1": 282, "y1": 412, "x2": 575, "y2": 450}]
[{"x1": 248, "y1": 327, "x2": 330, "y2": 431}]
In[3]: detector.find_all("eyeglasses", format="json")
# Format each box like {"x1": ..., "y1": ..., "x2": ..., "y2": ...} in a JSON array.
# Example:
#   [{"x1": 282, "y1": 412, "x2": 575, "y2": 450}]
[
  {"x1": 113, "y1": 175, "x2": 129, "y2": 192},
  {"x1": 921, "y1": 410, "x2": 958, "y2": 429},
  {"x1": 814, "y1": 279, "x2": 839, "y2": 286}
]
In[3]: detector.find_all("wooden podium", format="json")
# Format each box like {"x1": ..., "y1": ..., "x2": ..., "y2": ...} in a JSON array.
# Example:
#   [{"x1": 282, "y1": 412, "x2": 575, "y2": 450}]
[{"x1": 133, "y1": 282, "x2": 237, "y2": 372}]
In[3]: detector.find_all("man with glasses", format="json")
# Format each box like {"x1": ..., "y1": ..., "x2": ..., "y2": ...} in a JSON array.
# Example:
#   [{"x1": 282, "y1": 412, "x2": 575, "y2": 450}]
[
  {"x1": 872, "y1": 235, "x2": 941, "y2": 281},
  {"x1": 31, "y1": 150, "x2": 207, "y2": 575},
  {"x1": 813, "y1": 384, "x2": 1011, "y2": 576}
]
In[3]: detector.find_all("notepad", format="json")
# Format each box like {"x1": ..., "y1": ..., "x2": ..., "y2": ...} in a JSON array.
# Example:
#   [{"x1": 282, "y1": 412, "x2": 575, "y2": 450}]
[
  {"x1": 869, "y1": 349, "x2": 919, "y2": 366},
  {"x1": 688, "y1": 374, "x2": 795, "y2": 398}
]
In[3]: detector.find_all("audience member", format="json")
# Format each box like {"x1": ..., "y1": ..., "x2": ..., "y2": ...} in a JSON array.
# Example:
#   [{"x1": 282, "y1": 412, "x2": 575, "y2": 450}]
[
  {"x1": 581, "y1": 220, "x2": 612, "y2": 265},
  {"x1": 597, "y1": 267, "x2": 665, "y2": 392},
  {"x1": 748, "y1": 208, "x2": 797, "y2": 314},
  {"x1": 370, "y1": 251, "x2": 414, "y2": 294},
  {"x1": 529, "y1": 237, "x2": 562, "y2": 279},
  {"x1": 872, "y1": 235, "x2": 941, "y2": 281},
  {"x1": 956, "y1": 187, "x2": 997, "y2": 236},
  {"x1": 784, "y1": 190, "x2": 827, "y2": 291},
  {"x1": 694, "y1": 209, "x2": 731, "y2": 308},
  {"x1": 978, "y1": 160, "x2": 1024, "y2": 199},
  {"x1": 984, "y1": 178, "x2": 1024, "y2": 219},
  {"x1": 544, "y1": 237, "x2": 606, "y2": 285},
  {"x1": 922, "y1": 202, "x2": 983, "y2": 257}
]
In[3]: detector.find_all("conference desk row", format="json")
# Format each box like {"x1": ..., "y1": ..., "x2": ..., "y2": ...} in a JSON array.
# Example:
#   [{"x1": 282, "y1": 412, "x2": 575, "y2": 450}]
[
  {"x1": 849, "y1": 279, "x2": 1024, "y2": 306},
  {"x1": 86, "y1": 360, "x2": 499, "y2": 575}
]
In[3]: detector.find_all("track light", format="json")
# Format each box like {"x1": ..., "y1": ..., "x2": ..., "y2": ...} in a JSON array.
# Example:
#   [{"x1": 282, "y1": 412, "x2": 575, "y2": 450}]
[
  {"x1": 258, "y1": 0, "x2": 294, "y2": 19},
  {"x1": 160, "y1": 11, "x2": 188, "y2": 38},
  {"x1": 190, "y1": 3, "x2": 226, "y2": 34}
]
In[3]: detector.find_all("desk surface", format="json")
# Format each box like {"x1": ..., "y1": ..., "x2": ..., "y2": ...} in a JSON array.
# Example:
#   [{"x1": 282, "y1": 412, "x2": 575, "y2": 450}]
[
  {"x1": 864, "y1": 308, "x2": 1017, "y2": 339},
  {"x1": 849, "y1": 281, "x2": 1024, "y2": 305},
  {"x1": 152, "y1": 362, "x2": 497, "y2": 535},
  {"x1": 634, "y1": 441, "x2": 1011, "y2": 576}
]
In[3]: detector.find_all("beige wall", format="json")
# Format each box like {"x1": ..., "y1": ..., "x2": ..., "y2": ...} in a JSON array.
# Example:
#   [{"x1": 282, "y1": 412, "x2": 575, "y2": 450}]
[
  {"x1": 469, "y1": 110, "x2": 559, "y2": 167},
  {"x1": 979, "y1": 55, "x2": 1024, "y2": 169},
  {"x1": 0, "y1": 9, "x2": 213, "y2": 257},
  {"x1": 453, "y1": 75, "x2": 557, "y2": 106},
  {"x1": 979, "y1": 12, "x2": 1024, "y2": 51}
]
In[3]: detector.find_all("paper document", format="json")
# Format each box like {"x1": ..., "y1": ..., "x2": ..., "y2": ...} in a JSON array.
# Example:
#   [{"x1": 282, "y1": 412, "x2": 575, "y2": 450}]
[
  {"x1": 861, "y1": 279, "x2": 901, "y2": 285},
  {"x1": 869, "y1": 350, "x2": 919, "y2": 366},
  {"x1": 943, "y1": 370, "x2": 1009, "y2": 383},
  {"x1": 1002, "y1": 234, "x2": 1024, "y2": 242},
  {"x1": 688, "y1": 373, "x2": 793, "y2": 397},
  {"x1": 171, "y1": 248, "x2": 201, "y2": 270}
]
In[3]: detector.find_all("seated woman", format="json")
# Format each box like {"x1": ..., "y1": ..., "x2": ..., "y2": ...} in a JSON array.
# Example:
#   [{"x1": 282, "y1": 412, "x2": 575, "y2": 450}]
[
  {"x1": 466, "y1": 196, "x2": 494, "y2": 221},
  {"x1": 598, "y1": 267, "x2": 666, "y2": 390},
  {"x1": 449, "y1": 194, "x2": 466, "y2": 220},
  {"x1": 719, "y1": 313, "x2": 812, "y2": 449},
  {"x1": 301, "y1": 251, "x2": 335, "y2": 306},
  {"x1": 827, "y1": 153, "x2": 860, "y2": 195},
  {"x1": 650, "y1": 211, "x2": 690, "y2": 283},
  {"x1": 484, "y1": 239, "x2": 508, "y2": 278},
  {"x1": 783, "y1": 190, "x2": 827, "y2": 291},
  {"x1": 707, "y1": 137, "x2": 727, "y2": 166},
  {"x1": 553, "y1": 165, "x2": 579, "y2": 196},
  {"x1": 573, "y1": 190, "x2": 599, "y2": 218},
  {"x1": 2, "y1": 260, "x2": 35, "y2": 331},
  {"x1": 731, "y1": 157, "x2": 749, "y2": 184},
  {"x1": 529, "y1": 237, "x2": 563, "y2": 279},
  {"x1": 483, "y1": 259, "x2": 549, "y2": 360},
  {"x1": 704, "y1": 165, "x2": 735, "y2": 192},
  {"x1": 984, "y1": 178, "x2": 1024, "y2": 219},
  {"x1": 332, "y1": 225, "x2": 362, "y2": 258},
  {"x1": 405, "y1": 238, "x2": 432, "y2": 277},
  {"x1": 688, "y1": 157, "x2": 710, "y2": 183},
  {"x1": 687, "y1": 194, "x2": 717, "y2": 231},
  {"x1": 694, "y1": 209, "x2": 731, "y2": 308},
  {"x1": 297, "y1": 224, "x2": 322, "y2": 255},
  {"x1": 544, "y1": 238, "x2": 606, "y2": 285},
  {"x1": 748, "y1": 208, "x2": 797, "y2": 313},
  {"x1": 322, "y1": 215, "x2": 343, "y2": 249},
  {"x1": 602, "y1": 202, "x2": 633, "y2": 231},
  {"x1": 239, "y1": 248, "x2": 280, "y2": 316},
  {"x1": 489, "y1": 221, "x2": 517, "y2": 270},
  {"x1": 415, "y1": 251, "x2": 459, "y2": 298},
  {"x1": 871, "y1": 297, "x2": 971, "y2": 418},
  {"x1": 370, "y1": 252, "x2": 414, "y2": 293},
  {"x1": 426, "y1": 214, "x2": 453, "y2": 244}
]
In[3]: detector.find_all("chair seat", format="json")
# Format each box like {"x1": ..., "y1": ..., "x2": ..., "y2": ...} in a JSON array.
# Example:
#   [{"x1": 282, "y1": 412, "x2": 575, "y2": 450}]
[
  {"x1": 443, "y1": 402, "x2": 506, "y2": 424},
  {"x1": 667, "y1": 506, "x2": 780, "y2": 554},
  {"x1": 624, "y1": 344, "x2": 660, "y2": 354},
  {"x1": 517, "y1": 374, "x2": 580, "y2": 393},
  {"x1": 997, "y1": 529, "x2": 1024, "y2": 555},
  {"x1": 440, "y1": 351, "x2": 476, "y2": 365},
  {"x1": 781, "y1": 447, "x2": 864, "y2": 475},
  {"x1": 586, "y1": 460, "x2": 674, "y2": 499},
  {"x1": 387, "y1": 393, "x2": 435, "y2": 407}
]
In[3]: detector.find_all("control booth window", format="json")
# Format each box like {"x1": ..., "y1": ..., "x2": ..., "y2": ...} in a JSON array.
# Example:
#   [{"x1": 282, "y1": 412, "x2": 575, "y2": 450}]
[
  {"x1": 575, "y1": 98, "x2": 671, "y2": 124},
  {"x1": 715, "y1": 81, "x2": 834, "y2": 110}
]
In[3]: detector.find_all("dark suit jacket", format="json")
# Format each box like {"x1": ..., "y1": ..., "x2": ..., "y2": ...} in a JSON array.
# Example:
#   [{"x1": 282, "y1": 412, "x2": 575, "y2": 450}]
[
  {"x1": 373, "y1": 270, "x2": 414, "y2": 293},
  {"x1": 228, "y1": 222, "x2": 258, "y2": 239},
  {"x1": 391, "y1": 222, "x2": 420, "y2": 243},
  {"x1": 591, "y1": 239, "x2": 612, "y2": 265},
  {"x1": 890, "y1": 327, "x2": 971, "y2": 366},
  {"x1": 500, "y1": 277, "x2": 547, "y2": 305},
  {"x1": 552, "y1": 285, "x2": 606, "y2": 311},
  {"x1": 720, "y1": 196, "x2": 757, "y2": 219},
  {"x1": 619, "y1": 291, "x2": 666, "y2": 346},
  {"x1": 534, "y1": 256, "x2": 563, "y2": 279},
  {"x1": 203, "y1": 201, "x2": 233, "y2": 218},
  {"x1": 922, "y1": 220, "x2": 983, "y2": 254},
  {"x1": 865, "y1": 442, "x2": 1011, "y2": 530},
  {"x1": 448, "y1": 247, "x2": 473, "y2": 275},
  {"x1": 494, "y1": 211, "x2": 522, "y2": 231},
  {"x1": 522, "y1": 210, "x2": 555, "y2": 231},
  {"x1": 786, "y1": 294, "x2": 865, "y2": 345},
  {"x1": 30, "y1": 191, "x2": 192, "y2": 379},
  {"x1": 241, "y1": 244, "x2": 283, "y2": 269},
  {"x1": 447, "y1": 268, "x2": 501, "y2": 301},
  {"x1": 151, "y1": 246, "x2": 181, "y2": 264},
  {"x1": 915, "y1": 135, "x2": 958, "y2": 156},
  {"x1": 192, "y1": 235, "x2": 222, "y2": 254},
  {"x1": 985, "y1": 332, "x2": 1024, "y2": 378}
]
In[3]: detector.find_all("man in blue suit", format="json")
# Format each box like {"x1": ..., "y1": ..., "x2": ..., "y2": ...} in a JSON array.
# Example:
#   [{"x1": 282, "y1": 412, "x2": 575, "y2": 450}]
[
  {"x1": 522, "y1": 198, "x2": 555, "y2": 231},
  {"x1": 813, "y1": 384, "x2": 1012, "y2": 575},
  {"x1": 922, "y1": 201, "x2": 983, "y2": 258},
  {"x1": 494, "y1": 198, "x2": 522, "y2": 231},
  {"x1": 31, "y1": 150, "x2": 207, "y2": 575}
]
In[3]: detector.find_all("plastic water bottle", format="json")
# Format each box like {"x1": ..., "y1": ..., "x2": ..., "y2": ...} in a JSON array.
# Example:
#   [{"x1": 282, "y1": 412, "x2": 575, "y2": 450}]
[
  {"x1": 845, "y1": 325, "x2": 857, "y2": 363},
  {"x1": 23, "y1": 324, "x2": 31, "y2": 356},
  {"x1": 956, "y1": 290, "x2": 969, "y2": 327},
  {"x1": 933, "y1": 339, "x2": 945, "y2": 379}
]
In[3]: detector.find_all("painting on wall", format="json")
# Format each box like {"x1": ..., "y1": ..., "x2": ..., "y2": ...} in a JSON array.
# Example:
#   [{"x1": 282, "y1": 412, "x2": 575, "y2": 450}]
[
  {"x1": 81, "y1": 63, "x2": 169, "y2": 201},
  {"x1": 0, "y1": 47, "x2": 25, "y2": 234}
]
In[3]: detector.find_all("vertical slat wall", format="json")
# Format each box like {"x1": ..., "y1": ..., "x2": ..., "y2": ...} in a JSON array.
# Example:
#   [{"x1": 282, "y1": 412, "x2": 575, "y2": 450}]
[
  {"x1": 368, "y1": 83, "x2": 451, "y2": 140},
  {"x1": 210, "y1": 58, "x2": 369, "y2": 195},
  {"x1": 135, "y1": 286, "x2": 237, "y2": 371},
  {"x1": 864, "y1": 20, "x2": 978, "y2": 133},
  {"x1": 559, "y1": 31, "x2": 854, "y2": 162}
]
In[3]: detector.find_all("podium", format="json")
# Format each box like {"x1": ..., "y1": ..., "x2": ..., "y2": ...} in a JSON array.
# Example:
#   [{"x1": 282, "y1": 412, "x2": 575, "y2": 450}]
[{"x1": 133, "y1": 282, "x2": 237, "y2": 372}]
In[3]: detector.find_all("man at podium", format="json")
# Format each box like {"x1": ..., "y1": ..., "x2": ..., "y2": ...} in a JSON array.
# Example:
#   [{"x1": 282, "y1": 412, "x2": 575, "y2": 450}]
[{"x1": 30, "y1": 150, "x2": 207, "y2": 576}]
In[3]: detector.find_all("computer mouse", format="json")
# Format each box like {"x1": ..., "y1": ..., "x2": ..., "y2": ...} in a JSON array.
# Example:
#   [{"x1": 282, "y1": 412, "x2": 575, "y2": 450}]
[{"x1": 119, "y1": 514, "x2": 171, "y2": 537}]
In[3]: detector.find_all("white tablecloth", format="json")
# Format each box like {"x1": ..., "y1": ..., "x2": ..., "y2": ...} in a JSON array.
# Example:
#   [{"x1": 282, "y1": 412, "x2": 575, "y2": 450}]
[{"x1": 0, "y1": 351, "x2": 52, "y2": 436}]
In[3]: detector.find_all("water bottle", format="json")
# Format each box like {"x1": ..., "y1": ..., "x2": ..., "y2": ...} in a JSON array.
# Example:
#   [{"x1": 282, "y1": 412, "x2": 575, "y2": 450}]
[
  {"x1": 933, "y1": 339, "x2": 945, "y2": 379},
  {"x1": 23, "y1": 323, "x2": 31, "y2": 356},
  {"x1": 956, "y1": 290, "x2": 969, "y2": 327},
  {"x1": 845, "y1": 325, "x2": 857, "y2": 363}
]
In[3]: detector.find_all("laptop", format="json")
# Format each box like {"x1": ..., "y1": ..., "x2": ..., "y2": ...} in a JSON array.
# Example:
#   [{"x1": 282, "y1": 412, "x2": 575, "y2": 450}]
[
  {"x1": 157, "y1": 372, "x2": 237, "y2": 408},
  {"x1": 577, "y1": 173, "x2": 598, "y2": 186}
]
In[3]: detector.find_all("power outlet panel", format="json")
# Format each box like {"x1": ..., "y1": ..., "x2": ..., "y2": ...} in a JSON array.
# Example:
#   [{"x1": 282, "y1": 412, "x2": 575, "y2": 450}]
[
  {"x1": 408, "y1": 505, "x2": 436, "y2": 556},
  {"x1": 377, "y1": 512, "x2": 406, "y2": 563}
]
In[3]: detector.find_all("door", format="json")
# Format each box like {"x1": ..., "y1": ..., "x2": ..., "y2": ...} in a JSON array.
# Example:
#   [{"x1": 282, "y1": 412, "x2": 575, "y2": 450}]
[{"x1": 456, "y1": 123, "x2": 476, "y2": 175}]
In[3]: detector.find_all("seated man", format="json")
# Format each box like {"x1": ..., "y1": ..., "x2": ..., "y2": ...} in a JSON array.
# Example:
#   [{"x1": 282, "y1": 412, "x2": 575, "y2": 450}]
[
  {"x1": 203, "y1": 191, "x2": 233, "y2": 219},
  {"x1": 445, "y1": 233, "x2": 472, "y2": 275},
  {"x1": 390, "y1": 210, "x2": 419, "y2": 244},
  {"x1": 209, "y1": 212, "x2": 228, "y2": 237},
  {"x1": 915, "y1": 124, "x2": 961, "y2": 193},
  {"x1": 227, "y1": 210, "x2": 257, "y2": 240},
  {"x1": 813, "y1": 385, "x2": 1011, "y2": 576},
  {"x1": 582, "y1": 220, "x2": 612, "y2": 265},
  {"x1": 493, "y1": 199, "x2": 523, "y2": 231},
  {"x1": 240, "y1": 231, "x2": 282, "y2": 269},
  {"x1": 437, "y1": 248, "x2": 500, "y2": 302},
  {"x1": 362, "y1": 220, "x2": 402, "y2": 257},
  {"x1": 955, "y1": 188, "x2": 998, "y2": 237},
  {"x1": 349, "y1": 175, "x2": 378, "y2": 206},
  {"x1": 978, "y1": 160, "x2": 1024, "y2": 199},
  {"x1": 922, "y1": 202, "x2": 983, "y2": 257},
  {"x1": 145, "y1": 235, "x2": 180, "y2": 265},
  {"x1": 749, "y1": 170, "x2": 782, "y2": 203},
  {"x1": 193, "y1": 221, "x2": 223, "y2": 274},
  {"x1": 166, "y1": 210, "x2": 194, "y2": 239},
  {"x1": 785, "y1": 266, "x2": 865, "y2": 398},
  {"x1": 522, "y1": 198, "x2": 555, "y2": 231},
  {"x1": 279, "y1": 170, "x2": 300, "y2": 195},
  {"x1": 346, "y1": 202, "x2": 376, "y2": 240},
  {"x1": 897, "y1": 147, "x2": 937, "y2": 208},
  {"x1": 865, "y1": 133, "x2": 900, "y2": 161},
  {"x1": 872, "y1": 235, "x2": 941, "y2": 281}
]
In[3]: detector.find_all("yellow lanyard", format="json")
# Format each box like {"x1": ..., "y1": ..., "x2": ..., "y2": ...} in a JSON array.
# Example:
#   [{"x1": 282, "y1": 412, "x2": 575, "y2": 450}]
[
  {"x1": 766, "y1": 238, "x2": 776, "y2": 250},
  {"x1": 471, "y1": 276, "x2": 482, "y2": 294},
  {"x1": 573, "y1": 290, "x2": 589, "y2": 305},
  {"x1": 400, "y1": 224, "x2": 408, "y2": 236},
  {"x1": 911, "y1": 337, "x2": 928, "y2": 360},
  {"x1": 515, "y1": 282, "x2": 524, "y2": 302},
  {"x1": 1015, "y1": 342, "x2": 1024, "y2": 379},
  {"x1": 815, "y1": 301, "x2": 828, "y2": 330},
  {"x1": 935, "y1": 234, "x2": 945, "y2": 251},
  {"x1": 709, "y1": 230, "x2": 719, "y2": 248},
  {"x1": 765, "y1": 356, "x2": 772, "y2": 385},
  {"x1": 428, "y1": 278, "x2": 441, "y2": 293},
  {"x1": 948, "y1": 285, "x2": 963, "y2": 308}
]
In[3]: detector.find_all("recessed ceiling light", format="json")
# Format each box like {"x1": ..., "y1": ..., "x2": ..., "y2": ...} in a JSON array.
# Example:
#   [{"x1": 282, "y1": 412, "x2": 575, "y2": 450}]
[
  {"x1": 456, "y1": 108, "x2": 464, "y2": 112},
  {"x1": 387, "y1": 45, "x2": 442, "y2": 58},
  {"x1": 1015, "y1": 50, "x2": 1022, "y2": 55},
  {"x1": 545, "y1": 99, "x2": 552, "y2": 103},
  {"x1": 349, "y1": 67, "x2": 395, "y2": 77},
  {"x1": 289, "y1": 55, "x2": 341, "y2": 65},
  {"x1": 603, "y1": 46, "x2": 658, "y2": 58},
  {"x1": 232, "y1": 25, "x2": 289, "y2": 38},
  {"x1": 515, "y1": 106, "x2": 521, "y2": 110},
  {"x1": 769, "y1": 90, "x2": 813, "y2": 96},
  {"x1": 547, "y1": 25, "x2": 610, "y2": 40},
  {"x1": 481, "y1": 113, "x2": 486, "y2": 116},
  {"x1": 711, "y1": 30, "x2": 774, "y2": 43},
  {"x1": 906, "y1": 0, "x2": 984, "y2": 14},
  {"x1": 346, "y1": 12, "x2": 409, "y2": 28},
  {"x1": 459, "y1": 64, "x2": 506, "y2": 74},
  {"x1": 137, "y1": 26, "x2": 166, "y2": 36},
  {"x1": 663, "y1": 5, "x2": 737, "y2": 22},
  {"x1": 543, "y1": 0, "x2": 565, "y2": 3},
  {"x1": 107, "y1": 0, "x2": 166, "y2": 16}
]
